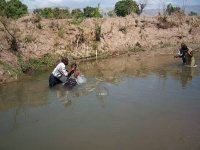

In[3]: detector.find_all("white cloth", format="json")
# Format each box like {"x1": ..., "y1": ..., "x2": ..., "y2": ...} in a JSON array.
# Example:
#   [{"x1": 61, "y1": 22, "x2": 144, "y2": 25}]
[{"x1": 52, "y1": 62, "x2": 68, "y2": 78}]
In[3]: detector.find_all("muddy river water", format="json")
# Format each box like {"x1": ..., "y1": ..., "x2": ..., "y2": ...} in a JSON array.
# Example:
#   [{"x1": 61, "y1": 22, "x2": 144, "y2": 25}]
[{"x1": 0, "y1": 53, "x2": 200, "y2": 150}]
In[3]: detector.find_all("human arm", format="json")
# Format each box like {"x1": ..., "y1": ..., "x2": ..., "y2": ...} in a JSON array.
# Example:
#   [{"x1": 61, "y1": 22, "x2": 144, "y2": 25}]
[{"x1": 186, "y1": 48, "x2": 193, "y2": 57}]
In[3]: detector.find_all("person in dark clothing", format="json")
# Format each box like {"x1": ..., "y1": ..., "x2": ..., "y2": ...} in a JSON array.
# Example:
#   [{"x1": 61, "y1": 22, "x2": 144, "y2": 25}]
[{"x1": 174, "y1": 43, "x2": 187, "y2": 64}]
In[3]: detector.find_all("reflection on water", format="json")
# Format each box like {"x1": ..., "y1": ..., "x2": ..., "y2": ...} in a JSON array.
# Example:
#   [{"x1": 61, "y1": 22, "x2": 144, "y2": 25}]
[
  {"x1": 173, "y1": 66, "x2": 194, "y2": 87},
  {"x1": 0, "y1": 53, "x2": 200, "y2": 150}
]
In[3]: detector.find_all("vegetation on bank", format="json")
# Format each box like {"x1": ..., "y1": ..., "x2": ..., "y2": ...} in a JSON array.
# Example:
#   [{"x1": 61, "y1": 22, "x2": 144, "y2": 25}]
[
  {"x1": 18, "y1": 54, "x2": 57, "y2": 73},
  {"x1": 0, "y1": 0, "x2": 199, "y2": 84}
]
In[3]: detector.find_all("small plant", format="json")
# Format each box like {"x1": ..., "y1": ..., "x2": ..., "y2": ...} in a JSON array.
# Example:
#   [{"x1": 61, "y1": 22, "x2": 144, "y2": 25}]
[
  {"x1": 119, "y1": 26, "x2": 127, "y2": 34},
  {"x1": 24, "y1": 34, "x2": 36, "y2": 43},
  {"x1": 74, "y1": 28, "x2": 85, "y2": 48},
  {"x1": 32, "y1": 14, "x2": 42, "y2": 24},
  {"x1": 58, "y1": 26, "x2": 65, "y2": 38},
  {"x1": 156, "y1": 15, "x2": 176, "y2": 29},
  {"x1": 10, "y1": 38, "x2": 18, "y2": 51},
  {"x1": 36, "y1": 22, "x2": 42, "y2": 29},
  {"x1": 188, "y1": 28, "x2": 192, "y2": 34},
  {"x1": 128, "y1": 42, "x2": 145, "y2": 53},
  {"x1": 95, "y1": 24, "x2": 101, "y2": 41},
  {"x1": 135, "y1": 19, "x2": 138, "y2": 27},
  {"x1": 71, "y1": 17, "x2": 85, "y2": 25}
]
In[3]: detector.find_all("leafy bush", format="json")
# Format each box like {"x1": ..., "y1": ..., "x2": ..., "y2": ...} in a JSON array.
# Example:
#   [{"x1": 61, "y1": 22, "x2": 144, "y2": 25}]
[
  {"x1": 83, "y1": 6, "x2": 102, "y2": 18},
  {"x1": 19, "y1": 54, "x2": 55, "y2": 73},
  {"x1": 33, "y1": 7, "x2": 70, "y2": 19},
  {"x1": 114, "y1": 0, "x2": 139, "y2": 17},
  {"x1": 0, "y1": 0, "x2": 6, "y2": 16},
  {"x1": 165, "y1": 3, "x2": 183, "y2": 16},
  {"x1": 189, "y1": 11, "x2": 197, "y2": 16},
  {"x1": 71, "y1": 9, "x2": 84, "y2": 18},
  {"x1": 0, "y1": 0, "x2": 28, "y2": 19}
]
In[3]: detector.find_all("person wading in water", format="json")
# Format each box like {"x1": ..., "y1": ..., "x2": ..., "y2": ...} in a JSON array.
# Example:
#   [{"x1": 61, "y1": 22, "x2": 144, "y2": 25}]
[
  {"x1": 49, "y1": 57, "x2": 76, "y2": 87},
  {"x1": 174, "y1": 43, "x2": 196, "y2": 67}
]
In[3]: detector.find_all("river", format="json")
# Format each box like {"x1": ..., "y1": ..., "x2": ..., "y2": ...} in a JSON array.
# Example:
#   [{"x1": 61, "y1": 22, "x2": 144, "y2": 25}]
[{"x1": 0, "y1": 53, "x2": 200, "y2": 150}]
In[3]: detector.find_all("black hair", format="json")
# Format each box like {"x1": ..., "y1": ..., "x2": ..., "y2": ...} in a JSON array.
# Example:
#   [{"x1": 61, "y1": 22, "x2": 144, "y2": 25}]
[
  {"x1": 181, "y1": 43, "x2": 187, "y2": 50},
  {"x1": 61, "y1": 57, "x2": 68, "y2": 63}
]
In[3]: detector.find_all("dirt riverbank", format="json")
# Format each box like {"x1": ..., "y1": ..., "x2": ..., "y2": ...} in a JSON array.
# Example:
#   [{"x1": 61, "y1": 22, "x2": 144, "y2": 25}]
[{"x1": 0, "y1": 14, "x2": 200, "y2": 84}]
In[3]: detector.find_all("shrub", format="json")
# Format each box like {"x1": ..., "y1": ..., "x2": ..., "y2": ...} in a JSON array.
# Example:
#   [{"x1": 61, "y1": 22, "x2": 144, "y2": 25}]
[
  {"x1": 0, "y1": 0, "x2": 28, "y2": 19},
  {"x1": 95, "y1": 24, "x2": 101, "y2": 41},
  {"x1": 83, "y1": 5, "x2": 102, "y2": 18},
  {"x1": 19, "y1": 54, "x2": 55, "y2": 73},
  {"x1": 58, "y1": 26, "x2": 65, "y2": 38},
  {"x1": 114, "y1": 0, "x2": 139, "y2": 17},
  {"x1": 189, "y1": 11, "x2": 197, "y2": 16}
]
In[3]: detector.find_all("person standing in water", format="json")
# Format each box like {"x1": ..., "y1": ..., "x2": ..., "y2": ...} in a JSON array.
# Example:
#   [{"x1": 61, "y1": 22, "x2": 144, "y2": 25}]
[
  {"x1": 174, "y1": 43, "x2": 187, "y2": 64},
  {"x1": 49, "y1": 57, "x2": 75, "y2": 87},
  {"x1": 175, "y1": 43, "x2": 196, "y2": 66}
]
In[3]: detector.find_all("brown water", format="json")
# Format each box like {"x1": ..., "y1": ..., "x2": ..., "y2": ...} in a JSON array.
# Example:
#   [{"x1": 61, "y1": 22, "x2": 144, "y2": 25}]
[{"x1": 0, "y1": 54, "x2": 200, "y2": 150}]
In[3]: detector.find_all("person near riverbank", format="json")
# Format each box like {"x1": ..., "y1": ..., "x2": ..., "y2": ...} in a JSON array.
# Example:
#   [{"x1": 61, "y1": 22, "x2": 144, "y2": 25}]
[
  {"x1": 174, "y1": 43, "x2": 196, "y2": 66},
  {"x1": 174, "y1": 43, "x2": 187, "y2": 64},
  {"x1": 49, "y1": 57, "x2": 75, "y2": 87}
]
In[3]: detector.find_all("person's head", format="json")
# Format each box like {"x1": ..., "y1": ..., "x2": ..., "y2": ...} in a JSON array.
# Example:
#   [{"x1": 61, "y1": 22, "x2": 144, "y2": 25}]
[
  {"x1": 71, "y1": 63, "x2": 77, "y2": 70},
  {"x1": 181, "y1": 43, "x2": 187, "y2": 50},
  {"x1": 61, "y1": 57, "x2": 68, "y2": 65}
]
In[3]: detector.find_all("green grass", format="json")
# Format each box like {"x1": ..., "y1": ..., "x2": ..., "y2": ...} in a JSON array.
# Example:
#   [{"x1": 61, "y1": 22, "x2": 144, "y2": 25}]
[{"x1": 19, "y1": 53, "x2": 57, "y2": 73}]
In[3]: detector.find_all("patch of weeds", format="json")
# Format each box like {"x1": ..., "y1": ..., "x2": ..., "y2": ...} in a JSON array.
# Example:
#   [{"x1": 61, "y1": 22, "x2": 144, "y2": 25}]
[
  {"x1": 91, "y1": 41, "x2": 99, "y2": 50},
  {"x1": 188, "y1": 28, "x2": 192, "y2": 34},
  {"x1": 0, "y1": 60, "x2": 19, "y2": 77},
  {"x1": 95, "y1": 24, "x2": 101, "y2": 41},
  {"x1": 156, "y1": 15, "x2": 177, "y2": 29},
  {"x1": 128, "y1": 47, "x2": 145, "y2": 53},
  {"x1": 71, "y1": 17, "x2": 85, "y2": 25},
  {"x1": 74, "y1": 28, "x2": 85, "y2": 46},
  {"x1": 19, "y1": 54, "x2": 56, "y2": 73},
  {"x1": 24, "y1": 34, "x2": 36, "y2": 43},
  {"x1": 128, "y1": 43, "x2": 145, "y2": 53},
  {"x1": 32, "y1": 14, "x2": 42, "y2": 24},
  {"x1": 119, "y1": 26, "x2": 127, "y2": 34},
  {"x1": 58, "y1": 26, "x2": 65, "y2": 38},
  {"x1": 160, "y1": 42, "x2": 172, "y2": 48},
  {"x1": 36, "y1": 22, "x2": 42, "y2": 29}
]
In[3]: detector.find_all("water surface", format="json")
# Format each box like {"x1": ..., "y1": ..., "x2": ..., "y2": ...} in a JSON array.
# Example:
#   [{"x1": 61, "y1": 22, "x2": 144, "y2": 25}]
[{"x1": 0, "y1": 54, "x2": 200, "y2": 150}]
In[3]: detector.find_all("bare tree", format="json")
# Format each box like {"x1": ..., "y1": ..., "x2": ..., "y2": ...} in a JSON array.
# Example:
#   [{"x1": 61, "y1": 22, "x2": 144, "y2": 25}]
[
  {"x1": 0, "y1": 17, "x2": 19, "y2": 51},
  {"x1": 159, "y1": 0, "x2": 168, "y2": 16},
  {"x1": 137, "y1": 0, "x2": 148, "y2": 15}
]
